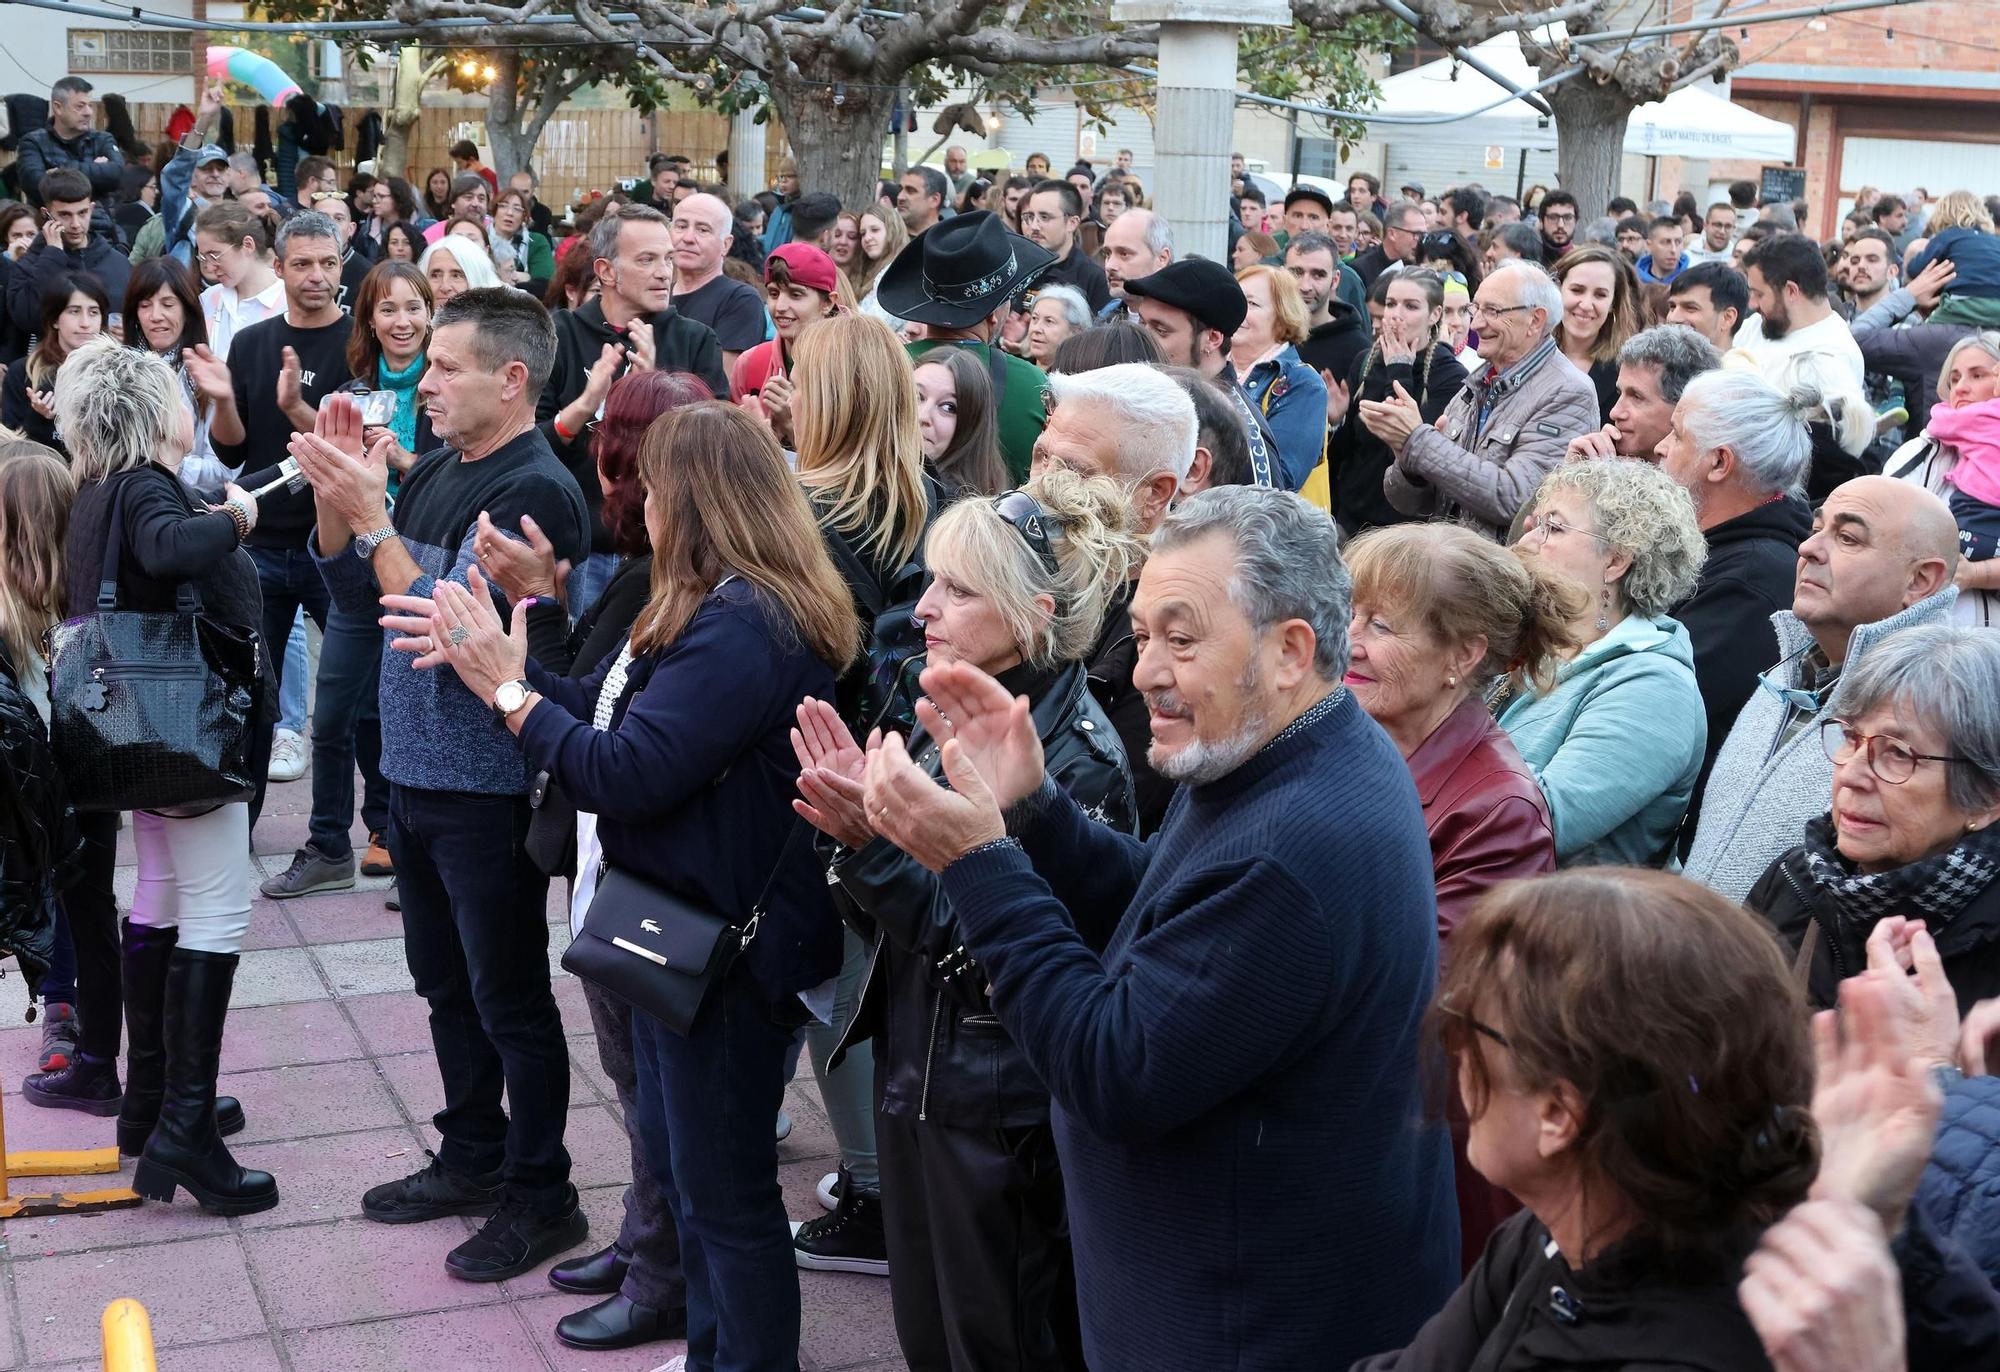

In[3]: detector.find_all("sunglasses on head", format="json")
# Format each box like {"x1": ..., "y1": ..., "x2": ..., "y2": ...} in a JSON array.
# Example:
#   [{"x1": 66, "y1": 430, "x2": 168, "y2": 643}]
[{"x1": 991, "y1": 490, "x2": 1061, "y2": 578}]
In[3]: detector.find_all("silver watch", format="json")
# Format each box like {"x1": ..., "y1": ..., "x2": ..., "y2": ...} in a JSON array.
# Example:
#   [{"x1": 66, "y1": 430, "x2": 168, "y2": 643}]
[{"x1": 354, "y1": 526, "x2": 397, "y2": 560}]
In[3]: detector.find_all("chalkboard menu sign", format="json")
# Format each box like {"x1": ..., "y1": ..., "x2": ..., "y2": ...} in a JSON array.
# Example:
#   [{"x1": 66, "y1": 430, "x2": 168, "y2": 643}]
[{"x1": 1760, "y1": 165, "x2": 1808, "y2": 205}]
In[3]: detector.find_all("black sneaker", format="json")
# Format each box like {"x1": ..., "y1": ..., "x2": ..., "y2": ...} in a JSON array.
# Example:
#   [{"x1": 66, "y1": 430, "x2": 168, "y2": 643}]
[
  {"x1": 260, "y1": 844, "x2": 357, "y2": 900},
  {"x1": 22, "y1": 1055, "x2": 122, "y2": 1115},
  {"x1": 791, "y1": 1178, "x2": 888, "y2": 1276},
  {"x1": 446, "y1": 1186, "x2": 588, "y2": 1282},
  {"x1": 385, "y1": 882, "x2": 401, "y2": 913},
  {"x1": 361, "y1": 1150, "x2": 503, "y2": 1224}
]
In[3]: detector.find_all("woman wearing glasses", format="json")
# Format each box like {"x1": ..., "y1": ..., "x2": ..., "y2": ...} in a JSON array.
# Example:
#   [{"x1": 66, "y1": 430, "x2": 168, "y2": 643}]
[
  {"x1": 790, "y1": 468, "x2": 1141, "y2": 1372},
  {"x1": 1499, "y1": 458, "x2": 1709, "y2": 867},
  {"x1": 1358, "y1": 867, "x2": 1817, "y2": 1369},
  {"x1": 190, "y1": 202, "x2": 281, "y2": 361},
  {"x1": 1746, "y1": 623, "x2": 2000, "y2": 1012}
]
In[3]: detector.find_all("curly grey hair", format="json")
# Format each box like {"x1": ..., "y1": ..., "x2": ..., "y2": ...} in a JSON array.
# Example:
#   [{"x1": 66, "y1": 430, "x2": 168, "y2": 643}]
[
  {"x1": 1840, "y1": 623, "x2": 2000, "y2": 813},
  {"x1": 1535, "y1": 457, "x2": 1708, "y2": 618},
  {"x1": 1151, "y1": 486, "x2": 1350, "y2": 679}
]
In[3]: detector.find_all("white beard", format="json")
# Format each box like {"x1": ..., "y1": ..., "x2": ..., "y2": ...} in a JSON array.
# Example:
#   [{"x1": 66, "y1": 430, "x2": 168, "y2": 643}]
[{"x1": 1147, "y1": 659, "x2": 1272, "y2": 786}]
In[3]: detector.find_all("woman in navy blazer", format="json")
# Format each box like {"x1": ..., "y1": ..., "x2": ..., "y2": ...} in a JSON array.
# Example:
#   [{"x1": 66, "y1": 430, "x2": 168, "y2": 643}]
[{"x1": 389, "y1": 401, "x2": 860, "y2": 1372}]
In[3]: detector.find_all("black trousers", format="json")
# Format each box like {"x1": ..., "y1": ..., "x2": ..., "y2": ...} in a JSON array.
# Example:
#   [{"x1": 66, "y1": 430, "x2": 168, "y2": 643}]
[
  {"x1": 875, "y1": 1102, "x2": 1085, "y2": 1372},
  {"x1": 64, "y1": 812, "x2": 123, "y2": 1061}
]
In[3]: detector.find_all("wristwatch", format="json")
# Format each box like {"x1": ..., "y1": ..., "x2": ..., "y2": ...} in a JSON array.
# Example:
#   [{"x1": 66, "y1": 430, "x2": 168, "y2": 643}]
[
  {"x1": 493, "y1": 678, "x2": 535, "y2": 719},
  {"x1": 353, "y1": 526, "x2": 397, "y2": 560}
]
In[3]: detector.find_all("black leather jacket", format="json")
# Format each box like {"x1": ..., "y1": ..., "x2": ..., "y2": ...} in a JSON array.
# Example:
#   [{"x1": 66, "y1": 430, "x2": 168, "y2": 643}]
[
  {"x1": 0, "y1": 648, "x2": 79, "y2": 997},
  {"x1": 828, "y1": 660, "x2": 1134, "y2": 1128}
]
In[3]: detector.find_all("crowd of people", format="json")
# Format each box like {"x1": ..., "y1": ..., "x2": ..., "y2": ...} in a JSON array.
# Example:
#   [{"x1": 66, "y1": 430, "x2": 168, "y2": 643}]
[{"x1": 2, "y1": 67, "x2": 1999, "y2": 1372}]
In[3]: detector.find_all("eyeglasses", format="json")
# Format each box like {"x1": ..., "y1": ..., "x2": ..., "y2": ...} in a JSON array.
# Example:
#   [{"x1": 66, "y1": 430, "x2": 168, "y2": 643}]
[
  {"x1": 992, "y1": 491, "x2": 1060, "y2": 578},
  {"x1": 1440, "y1": 1002, "x2": 1511, "y2": 1049},
  {"x1": 1471, "y1": 301, "x2": 1532, "y2": 321},
  {"x1": 1755, "y1": 643, "x2": 1830, "y2": 713},
  {"x1": 1433, "y1": 270, "x2": 1468, "y2": 286},
  {"x1": 196, "y1": 248, "x2": 228, "y2": 265},
  {"x1": 1820, "y1": 719, "x2": 1963, "y2": 785},
  {"x1": 1523, "y1": 513, "x2": 1609, "y2": 546},
  {"x1": 1542, "y1": 211, "x2": 1578, "y2": 225}
]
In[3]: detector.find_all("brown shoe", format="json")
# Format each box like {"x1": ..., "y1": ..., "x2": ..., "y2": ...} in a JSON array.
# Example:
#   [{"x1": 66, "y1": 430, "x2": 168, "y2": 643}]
[{"x1": 361, "y1": 831, "x2": 394, "y2": 877}]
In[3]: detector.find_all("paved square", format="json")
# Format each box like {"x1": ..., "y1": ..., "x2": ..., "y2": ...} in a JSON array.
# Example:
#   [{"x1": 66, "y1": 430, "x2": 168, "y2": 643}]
[{"x1": 0, "y1": 777, "x2": 905, "y2": 1370}]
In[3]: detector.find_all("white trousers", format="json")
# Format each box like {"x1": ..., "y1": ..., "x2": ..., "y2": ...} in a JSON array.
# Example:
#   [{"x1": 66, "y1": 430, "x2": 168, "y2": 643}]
[{"x1": 128, "y1": 804, "x2": 252, "y2": 955}]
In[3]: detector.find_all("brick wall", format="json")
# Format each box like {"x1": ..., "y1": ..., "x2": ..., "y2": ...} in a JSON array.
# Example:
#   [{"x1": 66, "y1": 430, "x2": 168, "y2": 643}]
[{"x1": 1735, "y1": 0, "x2": 1994, "y2": 75}]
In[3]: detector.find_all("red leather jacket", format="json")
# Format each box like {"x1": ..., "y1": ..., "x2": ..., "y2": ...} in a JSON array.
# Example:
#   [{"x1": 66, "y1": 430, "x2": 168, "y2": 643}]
[{"x1": 1406, "y1": 694, "x2": 1555, "y2": 944}]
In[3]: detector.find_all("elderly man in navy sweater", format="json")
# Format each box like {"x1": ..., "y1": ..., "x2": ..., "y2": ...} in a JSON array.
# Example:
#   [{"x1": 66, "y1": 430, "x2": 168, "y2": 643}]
[{"x1": 862, "y1": 486, "x2": 1458, "y2": 1369}]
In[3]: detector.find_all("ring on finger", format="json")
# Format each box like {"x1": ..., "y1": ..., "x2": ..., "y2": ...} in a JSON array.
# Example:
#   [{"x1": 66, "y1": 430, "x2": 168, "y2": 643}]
[{"x1": 448, "y1": 625, "x2": 471, "y2": 646}]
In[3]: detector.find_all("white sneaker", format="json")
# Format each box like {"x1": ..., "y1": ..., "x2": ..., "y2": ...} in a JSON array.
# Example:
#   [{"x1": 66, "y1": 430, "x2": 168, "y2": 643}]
[
  {"x1": 775, "y1": 1109, "x2": 793, "y2": 1143},
  {"x1": 815, "y1": 1171, "x2": 840, "y2": 1212},
  {"x1": 647, "y1": 1358, "x2": 686, "y2": 1372},
  {"x1": 267, "y1": 727, "x2": 307, "y2": 782}
]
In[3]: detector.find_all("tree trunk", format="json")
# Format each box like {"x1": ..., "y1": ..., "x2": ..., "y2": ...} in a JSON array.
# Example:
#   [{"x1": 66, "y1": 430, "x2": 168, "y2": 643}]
[
  {"x1": 485, "y1": 51, "x2": 535, "y2": 183},
  {"x1": 1545, "y1": 76, "x2": 1632, "y2": 220},
  {"x1": 767, "y1": 77, "x2": 896, "y2": 210},
  {"x1": 379, "y1": 45, "x2": 438, "y2": 181}
]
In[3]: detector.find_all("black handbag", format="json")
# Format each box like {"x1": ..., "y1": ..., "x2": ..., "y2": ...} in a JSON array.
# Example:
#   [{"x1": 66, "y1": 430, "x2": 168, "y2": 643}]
[
  {"x1": 47, "y1": 479, "x2": 261, "y2": 814},
  {"x1": 562, "y1": 825, "x2": 803, "y2": 1037}
]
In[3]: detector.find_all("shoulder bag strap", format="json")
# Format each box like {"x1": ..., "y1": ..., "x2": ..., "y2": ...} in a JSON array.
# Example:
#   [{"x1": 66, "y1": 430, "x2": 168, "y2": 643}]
[
  {"x1": 97, "y1": 474, "x2": 205, "y2": 616},
  {"x1": 1791, "y1": 918, "x2": 1822, "y2": 993}
]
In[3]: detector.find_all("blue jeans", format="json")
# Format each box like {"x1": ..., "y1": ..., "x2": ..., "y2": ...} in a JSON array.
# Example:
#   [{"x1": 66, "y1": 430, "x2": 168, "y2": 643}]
[
  {"x1": 307, "y1": 608, "x2": 388, "y2": 860},
  {"x1": 568, "y1": 551, "x2": 621, "y2": 619},
  {"x1": 42, "y1": 897, "x2": 77, "y2": 1005},
  {"x1": 389, "y1": 784, "x2": 571, "y2": 1206},
  {"x1": 631, "y1": 972, "x2": 801, "y2": 1372},
  {"x1": 278, "y1": 612, "x2": 309, "y2": 734},
  {"x1": 247, "y1": 545, "x2": 330, "y2": 832}
]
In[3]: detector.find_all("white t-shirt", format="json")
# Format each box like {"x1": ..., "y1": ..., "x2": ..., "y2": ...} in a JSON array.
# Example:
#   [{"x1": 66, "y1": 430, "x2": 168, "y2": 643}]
[
  {"x1": 1730, "y1": 309, "x2": 1866, "y2": 393},
  {"x1": 200, "y1": 276, "x2": 286, "y2": 361}
]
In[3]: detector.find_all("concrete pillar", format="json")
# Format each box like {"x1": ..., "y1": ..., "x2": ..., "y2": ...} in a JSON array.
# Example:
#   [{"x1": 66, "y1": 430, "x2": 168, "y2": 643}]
[
  {"x1": 729, "y1": 105, "x2": 769, "y2": 199},
  {"x1": 1112, "y1": 0, "x2": 1290, "y2": 265}
]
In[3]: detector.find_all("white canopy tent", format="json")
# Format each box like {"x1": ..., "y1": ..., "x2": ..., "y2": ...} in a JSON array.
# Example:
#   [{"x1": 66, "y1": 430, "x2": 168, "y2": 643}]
[{"x1": 1368, "y1": 34, "x2": 1795, "y2": 164}]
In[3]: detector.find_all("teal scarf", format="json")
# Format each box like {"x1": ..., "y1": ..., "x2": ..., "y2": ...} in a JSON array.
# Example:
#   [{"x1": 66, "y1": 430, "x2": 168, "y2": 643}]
[{"x1": 377, "y1": 352, "x2": 425, "y2": 451}]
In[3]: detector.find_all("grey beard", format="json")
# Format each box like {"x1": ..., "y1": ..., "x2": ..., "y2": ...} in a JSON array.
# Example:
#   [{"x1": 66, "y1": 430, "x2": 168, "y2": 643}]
[{"x1": 1148, "y1": 659, "x2": 1273, "y2": 786}]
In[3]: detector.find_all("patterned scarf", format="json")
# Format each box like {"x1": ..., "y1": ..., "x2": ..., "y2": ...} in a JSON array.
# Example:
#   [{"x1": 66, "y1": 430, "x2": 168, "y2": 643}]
[{"x1": 1797, "y1": 811, "x2": 2000, "y2": 929}]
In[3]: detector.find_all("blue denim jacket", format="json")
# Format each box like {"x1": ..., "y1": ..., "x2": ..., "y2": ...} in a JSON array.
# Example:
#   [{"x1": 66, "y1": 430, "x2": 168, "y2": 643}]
[{"x1": 1239, "y1": 344, "x2": 1330, "y2": 491}]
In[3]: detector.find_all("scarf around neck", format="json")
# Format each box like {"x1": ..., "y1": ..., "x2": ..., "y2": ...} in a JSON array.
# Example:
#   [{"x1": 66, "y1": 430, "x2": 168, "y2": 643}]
[
  {"x1": 1926, "y1": 395, "x2": 2000, "y2": 506},
  {"x1": 1797, "y1": 810, "x2": 2000, "y2": 930}
]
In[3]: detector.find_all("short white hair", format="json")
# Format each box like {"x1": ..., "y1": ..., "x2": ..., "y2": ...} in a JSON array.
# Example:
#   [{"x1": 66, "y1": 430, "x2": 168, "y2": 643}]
[
  {"x1": 1489, "y1": 260, "x2": 1561, "y2": 335},
  {"x1": 1047, "y1": 362, "x2": 1198, "y2": 483},
  {"x1": 419, "y1": 237, "x2": 504, "y2": 292},
  {"x1": 55, "y1": 338, "x2": 182, "y2": 483},
  {"x1": 1032, "y1": 284, "x2": 1093, "y2": 333}
]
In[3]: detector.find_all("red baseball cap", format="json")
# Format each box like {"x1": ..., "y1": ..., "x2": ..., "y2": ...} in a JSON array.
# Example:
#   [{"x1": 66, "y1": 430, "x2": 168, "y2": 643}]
[{"x1": 766, "y1": 242, "x2": 839, "y2": 295}]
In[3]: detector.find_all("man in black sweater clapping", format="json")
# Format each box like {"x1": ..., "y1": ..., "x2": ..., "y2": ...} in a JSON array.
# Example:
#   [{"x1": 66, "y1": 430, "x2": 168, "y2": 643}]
[{"x1": 207, "y1": 211, "x2": 357, "y2": 860}]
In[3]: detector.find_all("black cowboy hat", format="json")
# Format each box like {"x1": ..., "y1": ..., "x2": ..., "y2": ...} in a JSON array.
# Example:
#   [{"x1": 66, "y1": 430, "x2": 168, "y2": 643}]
[{"x1": 875, "y1": 211, "x2": 1056, "y2": 327}]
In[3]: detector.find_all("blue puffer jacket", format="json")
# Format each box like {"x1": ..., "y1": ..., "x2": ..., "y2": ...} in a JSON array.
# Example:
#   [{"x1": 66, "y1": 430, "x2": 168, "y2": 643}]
[
  {"x1": 1916, "y1": 1074, "x2": 2000, "y2": 1286},
  {"x1": 1239, "y1": 343, "x2": 1331, "y2": 492}
]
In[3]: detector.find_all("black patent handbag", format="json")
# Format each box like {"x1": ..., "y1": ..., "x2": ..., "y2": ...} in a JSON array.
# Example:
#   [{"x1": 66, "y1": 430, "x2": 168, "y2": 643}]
[{"x1": 46, "y1": 479, "x2": 262, "y2": 814}]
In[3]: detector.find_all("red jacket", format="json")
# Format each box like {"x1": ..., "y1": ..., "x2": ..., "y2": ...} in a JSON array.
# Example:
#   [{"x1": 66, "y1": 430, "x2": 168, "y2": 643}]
[
  {"x1": 1404, "y1": 692, "x2": 1552, "y2": 1273},
  {"x1": 1405, "y1": 694, "x2": 1554, "y2": 946}
]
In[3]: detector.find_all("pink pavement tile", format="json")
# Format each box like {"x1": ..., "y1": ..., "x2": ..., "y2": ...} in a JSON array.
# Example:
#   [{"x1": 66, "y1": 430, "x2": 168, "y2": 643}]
[
  {"x1": 218, "y1": 1000, "x2": 368, "y2": 1073},
  {"x1": 563, "y1": 1103, "x2": 639, "y2": 1191},
  {"x1": 374, "y1": 1050, "x2": 445, "y2": 1125},
  {"x1": 514, "y1": 1290, "x2": 689, "y2": 1372},
  {"x1": 219, "y1": 1058, "x2": 404, "y2": 1143},
  {"x1": 0, "y1": 1089, "x2": 117, "y2": 1154},
  {"x1": 799, "y1": 1267, "x2": 906, "y2": 1369},
  {"x1": 0, "y1": 1021, "x2": 48, "y2": 1088},
  {"x1": 230, "y1": 1124, "x2": 429, "y2": 1231},
  {"x1": 239, "y1": 901, "x2": 304, "y2": 950},
  {"x1": 286, "y1": 887, "x2": 410, "y2": 946},
  {"x1": 48, "y1": 1336, "x2": 285, "y2": 1372},
  {"x1": 552, "y1": 973, "x2": 591, "y2": 1035},
  {"x1": 569, "y1": 1039, "x2": 616, "y2": 1105},
  {"x1": 243, "y1": 1216, "x2": 503, "y2": 1330},
  {"x1": 283, "y1": 1304, "x2": 552, "y2": 1372},
  {"x1": 344, "y1": 988, "x2": 438, "y2": 1058},
  {"x1": 3, "y1": 1165, "x2": 220, "y2": 1256},
  {"x1": 11, "y1": 1233, "x2": 264, "y2": 1364},
  {"x1": 251, "y1": 809, "x2": 314, "y2": 858}
]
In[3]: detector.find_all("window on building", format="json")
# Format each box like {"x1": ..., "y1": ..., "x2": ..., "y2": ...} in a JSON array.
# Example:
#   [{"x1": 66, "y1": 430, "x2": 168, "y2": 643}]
[{"x1": 67, "y1": 29, "x2": 196, "y2": 75}]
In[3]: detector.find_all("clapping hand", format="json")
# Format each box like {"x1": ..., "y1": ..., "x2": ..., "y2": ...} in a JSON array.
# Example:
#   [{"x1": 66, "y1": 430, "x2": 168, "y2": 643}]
[
  {"x1": 474, "y1": 510, "x2": 567, "y2": 604},
  {"x1": 791, "y1": 697, "x2": 878, "y2": 849},
  {"x1": 380, "y1": 564, "x2": 527, "y2": 704},
  {"x1": 288, "y1": 393, "x2": 388, "y2": 533},
  {"x1": 1358, "y1": 381, "x2": 1424, "y2": 455},
  {"x1": 913, "y1": 659, "x2": 1047, "y2": 812},
  {"x1": 1740, "y1": 1200, "x2": 1905, "y2": 1372},
  {"x1": 862, "y1": 731, "x2": 1006, "y2": 874},
  {"x1": 624, "y1": 319, "x2": 657, "y2": 372},
  {"x1": 183, "y1": 344, "x2": 233, "y2": 405},
  {"x1": 1321, "y1": 368, "x2": 1350, "y2": 427}
]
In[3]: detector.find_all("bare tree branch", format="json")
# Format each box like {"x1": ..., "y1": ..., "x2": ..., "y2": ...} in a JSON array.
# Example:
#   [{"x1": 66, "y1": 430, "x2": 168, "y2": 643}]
[{"x1": 939, "y1": 25, "x2": 1159, "y2": 68}]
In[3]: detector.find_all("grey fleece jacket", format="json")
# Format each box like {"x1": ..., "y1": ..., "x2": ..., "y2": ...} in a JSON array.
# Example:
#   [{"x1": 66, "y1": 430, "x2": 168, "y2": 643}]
[{"x1": 1683, "y1": 587, "x2": 1958, "y2": 902}]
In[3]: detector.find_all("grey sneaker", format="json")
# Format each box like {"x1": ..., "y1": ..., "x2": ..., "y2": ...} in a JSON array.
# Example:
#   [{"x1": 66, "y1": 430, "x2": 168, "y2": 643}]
[{"x1": 260, "y1": 844, "x2": 357, "y2": 899}]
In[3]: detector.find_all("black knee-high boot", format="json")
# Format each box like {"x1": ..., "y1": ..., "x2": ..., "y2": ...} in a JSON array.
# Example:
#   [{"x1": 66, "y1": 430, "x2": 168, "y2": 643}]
[
  {"x1": 131, "y1": 949, "x2": 278, "y2": 1215},
  {"x1": 117, "y1": 924, "x2": 246, "y2": 1156}
]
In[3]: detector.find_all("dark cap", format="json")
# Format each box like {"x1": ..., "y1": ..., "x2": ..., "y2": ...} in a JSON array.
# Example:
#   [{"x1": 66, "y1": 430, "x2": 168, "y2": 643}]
[
  {"x1": 1121, "y1": 258, "x2": 1247, "y2": 337},
  {"x1": 1283, "y1": 185, "x2": 1335, "y2": 215}
]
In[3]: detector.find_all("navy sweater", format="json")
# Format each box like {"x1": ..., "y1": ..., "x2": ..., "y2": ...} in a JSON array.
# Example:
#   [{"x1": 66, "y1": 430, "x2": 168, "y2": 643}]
[
  {"x1": 316, "y1": 425, "x2": 587, "y2": 795},
  {"x1": 940, "y1": 688, "x2": 1459, "y2": 1370},
  {"x1": 516, "y1": 579, "x2": 842, "y2": 998}
]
